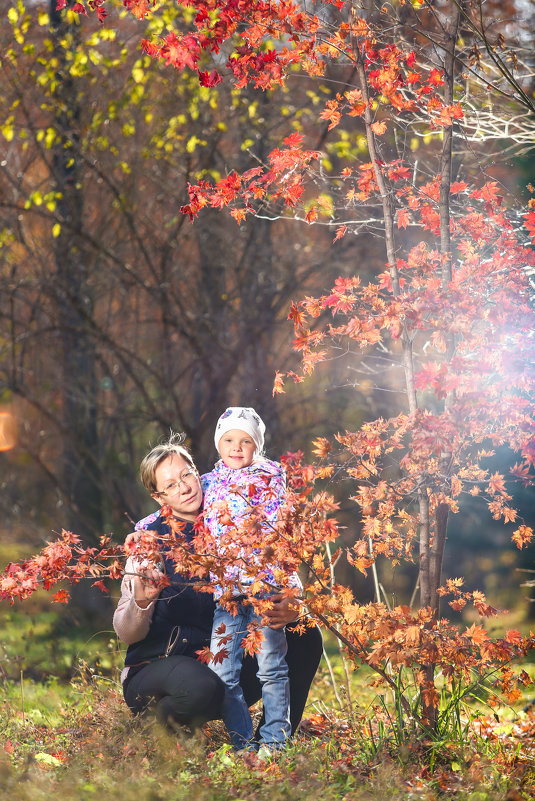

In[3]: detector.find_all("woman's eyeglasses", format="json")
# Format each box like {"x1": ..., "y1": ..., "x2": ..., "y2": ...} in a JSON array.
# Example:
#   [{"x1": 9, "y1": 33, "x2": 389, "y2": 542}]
[{"x1": 155, "y1": 469, "x2": 196, "y2": 498}]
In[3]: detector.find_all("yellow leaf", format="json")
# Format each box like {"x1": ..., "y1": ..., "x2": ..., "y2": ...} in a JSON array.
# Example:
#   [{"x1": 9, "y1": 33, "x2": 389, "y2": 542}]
[
  {"x1": 35, "y1": 753, "x2": 62, "y2": 767},
  {"x1": 2, "y1": 124, "x2": 14, "y2": 142}
]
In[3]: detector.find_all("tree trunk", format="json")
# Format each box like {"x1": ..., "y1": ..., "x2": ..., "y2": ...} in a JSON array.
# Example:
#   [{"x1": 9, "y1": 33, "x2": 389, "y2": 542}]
[
  {"x1": 50, "y1": 0, "x2": 107, "y2": 620},
  {"x1": 420, "y1": 3, "x2": 462, "y2": 731}
]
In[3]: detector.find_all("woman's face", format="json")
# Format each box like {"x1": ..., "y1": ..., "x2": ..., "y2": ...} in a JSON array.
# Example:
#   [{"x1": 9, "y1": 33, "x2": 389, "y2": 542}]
[{"x1": 151, "y1": 453, "x2": 203, "y2": 521}]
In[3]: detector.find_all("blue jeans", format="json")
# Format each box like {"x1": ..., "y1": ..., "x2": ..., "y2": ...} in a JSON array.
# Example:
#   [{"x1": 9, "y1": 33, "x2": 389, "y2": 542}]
[{"x1": 210, "y1": 599, "x2": 290, "y2": 750}]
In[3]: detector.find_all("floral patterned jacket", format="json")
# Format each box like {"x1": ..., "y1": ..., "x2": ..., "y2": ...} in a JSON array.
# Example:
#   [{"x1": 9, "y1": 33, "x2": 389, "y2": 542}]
[{"x1": 201, "y1": 458, "x2": 300, "y2": 599}]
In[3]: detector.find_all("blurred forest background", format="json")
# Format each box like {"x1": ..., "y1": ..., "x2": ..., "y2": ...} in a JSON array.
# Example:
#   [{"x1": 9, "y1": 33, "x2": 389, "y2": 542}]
[{"x1": 0, "y1": 0, "x2": 534, "y2": 642}]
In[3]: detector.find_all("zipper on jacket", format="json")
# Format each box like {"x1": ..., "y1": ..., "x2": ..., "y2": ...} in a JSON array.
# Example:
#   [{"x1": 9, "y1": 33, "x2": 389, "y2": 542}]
[{"x1": 165, "y1": 625, "x2": 181, "y2": 657}]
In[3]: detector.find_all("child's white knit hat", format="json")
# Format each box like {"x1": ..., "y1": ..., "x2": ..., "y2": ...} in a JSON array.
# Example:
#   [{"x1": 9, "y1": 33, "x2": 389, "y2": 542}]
[{"x1": 214, "y1": 407, "x2": 265, "y2": 454}]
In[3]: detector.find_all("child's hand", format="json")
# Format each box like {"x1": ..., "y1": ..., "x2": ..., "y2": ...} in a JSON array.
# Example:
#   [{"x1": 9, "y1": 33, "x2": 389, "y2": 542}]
[{"x1": 262, "y1": 593, "x2": 300, "y2": 629}]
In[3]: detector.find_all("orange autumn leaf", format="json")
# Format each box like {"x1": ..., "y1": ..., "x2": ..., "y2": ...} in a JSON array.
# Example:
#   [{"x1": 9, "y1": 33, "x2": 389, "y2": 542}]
[
  {"x1": 272, "y1": 371, "x2": 286, "y2": 396},
  {"x1": 504, "y1": 629, "x2": 523, "y2": 645},
  {"x1": 502, "y1": 507, "x2": 517, "y2": 523},
  {"x1": 397, "y1": 208, "x2": 412, "y2": 229},
  {"x1": 488, "y1": 472, "x2": 507, "y2": 497},
  {"x1": 241, "y1": 627, "x2": 264, "y2": 657},
  {"x1": 52, "y1": 589, "x2": 70, "y2": 603},
  {"x1": 464, "y1": 624, "x2": 489, "y2": 645},
  {"x1": 512, "y1": 525, "x2": 534, "y2": 549},
  {"x1": 333, "y1": 225, "x2": 348, "y2": 243},
  {"x1": 311, "y1": 437, "x2": 332, "y2": 458},
  {"x1": 371, "y1": 120, "x2": 387, "y2": 135}
]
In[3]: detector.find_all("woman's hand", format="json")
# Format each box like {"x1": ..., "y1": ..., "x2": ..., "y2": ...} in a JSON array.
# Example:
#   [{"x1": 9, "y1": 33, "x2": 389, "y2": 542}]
[
  {"x1": 124, "y1": 531, "x2": 164, "y2": 607},
  {"x1": 262, "y1": 593, "x2": 301, "y2": 630},
  {"x1": 132, "y1": 559, "x2": 164, "y2": 609},
  {"x1": 124, "y1": 531, "x2": 138, "y2": 551}
]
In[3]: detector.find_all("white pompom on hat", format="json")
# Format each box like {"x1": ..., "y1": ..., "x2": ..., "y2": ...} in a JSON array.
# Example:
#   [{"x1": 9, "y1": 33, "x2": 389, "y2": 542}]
[{"x1": 214, "y1": 407, "x2": 265, "y2": 455}]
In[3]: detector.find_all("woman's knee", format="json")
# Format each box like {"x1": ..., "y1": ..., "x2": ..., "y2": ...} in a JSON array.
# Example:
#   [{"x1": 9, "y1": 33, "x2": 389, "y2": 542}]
[
  {"x1": 170, "y1": 664, "x2": 225, "y2": 719},
  {"x1": 193, "y1": 668, "x2": 225, "y2": 715}
]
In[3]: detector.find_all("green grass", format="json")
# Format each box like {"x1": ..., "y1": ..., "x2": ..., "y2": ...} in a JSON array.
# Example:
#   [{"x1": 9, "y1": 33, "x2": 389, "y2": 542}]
[
  {"x1": 1, "y1": 687, "x2": 533, "y2": 800},
  {"x1": 1, "y1": 579, "x2": 535, "y2": 799},
  {"x1": 1, "y1": 638, "x2": 534, "y2": 800}
]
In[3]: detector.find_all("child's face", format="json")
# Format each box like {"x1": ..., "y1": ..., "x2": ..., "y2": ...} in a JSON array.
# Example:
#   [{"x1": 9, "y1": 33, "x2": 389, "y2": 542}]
[{"x1": 218, "y1": 429, "x2": 256, "y2": 469}]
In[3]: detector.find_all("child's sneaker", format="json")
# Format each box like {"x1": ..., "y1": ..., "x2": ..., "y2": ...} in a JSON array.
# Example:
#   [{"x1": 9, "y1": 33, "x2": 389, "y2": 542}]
[{"x1": 256, "y1": 744, "x2": 275, "y2": 762}]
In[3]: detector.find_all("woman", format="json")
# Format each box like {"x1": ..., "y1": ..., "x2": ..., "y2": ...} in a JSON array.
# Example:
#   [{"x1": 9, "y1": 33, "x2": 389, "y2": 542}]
[{"x1": 113, "y1": 433, "x2": 323, "y2": 735}]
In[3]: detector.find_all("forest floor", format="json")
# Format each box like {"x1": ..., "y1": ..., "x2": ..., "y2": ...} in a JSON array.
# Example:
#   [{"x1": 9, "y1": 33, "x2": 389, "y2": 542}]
[{"x1": 1, "y1": 594, "x2": 535, "y2": 800}]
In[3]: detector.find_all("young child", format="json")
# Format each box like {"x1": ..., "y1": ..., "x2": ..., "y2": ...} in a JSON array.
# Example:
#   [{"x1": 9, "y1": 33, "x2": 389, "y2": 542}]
[{"x1": 201, "y1": 406, "x2": 297, "y2": 752}]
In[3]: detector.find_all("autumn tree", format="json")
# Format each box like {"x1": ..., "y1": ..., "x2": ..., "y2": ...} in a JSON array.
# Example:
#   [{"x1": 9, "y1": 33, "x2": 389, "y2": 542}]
[
  {"x1": 86, "y1": 0, "x2": 534, "y2": 728},
  {"x1": 2, "y1": 0, "x2": 534, "y2": 731}
]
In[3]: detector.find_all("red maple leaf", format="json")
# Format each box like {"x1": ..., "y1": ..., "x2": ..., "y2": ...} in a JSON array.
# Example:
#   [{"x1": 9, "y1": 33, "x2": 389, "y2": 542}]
[
  {"x1": 283, "y1": 132, "x2": 304, "y2": 148},
  {"x1": 160, "y1": 33, "x2": 199, "y2": 70},
  {"x1": 397, "y1": 208, "x2": 412, "y2": 229},
  {"x1": 319, "y1": 99, "x2": 342, "y2": 130},
  {"x1": 406, "y1": 70, "x2": 421, "y2": 84},
  {"x1": 212, "y1": 646, "x2": 229, "y2": 665},
  {"x1": 435, "y1": 102, "x2": 464, "y2": 126},
  {"x1": 388, "y1": 165, "x2": 411, "y2": 182},
  {"x1": 230, "y1": 208, "x2": 249, "y2": 224},
  {"x1": 52, "y1": 589, "x2": 70, "y2": 604},
  {"x1": 524, "y1": 210, "x2": 535, "y2": 242},
  {"x1": 333, "y1": 225, "x2": 348, "y2": 243},
  {"x1": 282, "y1": 182, "x2": 304, "y2": 207},
  {"x1": 505, "y1": 630, "x2": 523, "y2": 645},
  {"x1": 195, "y1": 646, "x2": 213, "y2": 664},
  {"x1": 322, "y1": 289, "x2": 356, "y2": 314},
  {"x1": 123, "y1": 0, "x2": 150, "y2": 19},
  {"x1": 141, "y1": 39, "x2": 161, "y2": 59},
  {"x1": 288, "y1": 302, "x2": 306, "y2": 327},
  {"x1": 198, "y1": 70, "x2": 222, "y2": 87},
  {"x1": 91, "y1": 580, "x2": 110, "y2": 594},
  {"x1": 470, "y1": 181, "x2": 503, "y2": 208},
  {"x1": 414, "y1": 362, "x2": 445, "y2": 391},
  {"x1": 419, "y1": 204, "x2": 441, "y2": 234},
  {"x1": 428, "y1": 68, "x2": 445, "y2": 86}
]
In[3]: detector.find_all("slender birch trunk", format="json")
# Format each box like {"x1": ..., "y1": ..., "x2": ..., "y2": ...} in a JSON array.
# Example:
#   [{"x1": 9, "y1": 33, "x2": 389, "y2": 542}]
[{"x1": 352, "y1": 0, "x2": 461, "y2": 729}]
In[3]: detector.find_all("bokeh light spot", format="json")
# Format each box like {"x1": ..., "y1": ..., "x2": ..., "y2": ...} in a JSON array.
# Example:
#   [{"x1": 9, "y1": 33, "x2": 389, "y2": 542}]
[{"x1": 0, "y1": 411, "x2": 17, "y2": 451}]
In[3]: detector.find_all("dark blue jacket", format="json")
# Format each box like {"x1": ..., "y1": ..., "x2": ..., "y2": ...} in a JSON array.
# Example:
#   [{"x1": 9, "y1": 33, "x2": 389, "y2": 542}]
[{"x1": 124, "y1": 516, "x2": 215, "y2": 667}]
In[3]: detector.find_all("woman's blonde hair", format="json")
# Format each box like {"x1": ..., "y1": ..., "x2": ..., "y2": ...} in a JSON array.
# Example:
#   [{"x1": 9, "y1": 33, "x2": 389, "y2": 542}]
[{"x1": 139, "y1": 432, "x2": 196, "y2": 493}]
